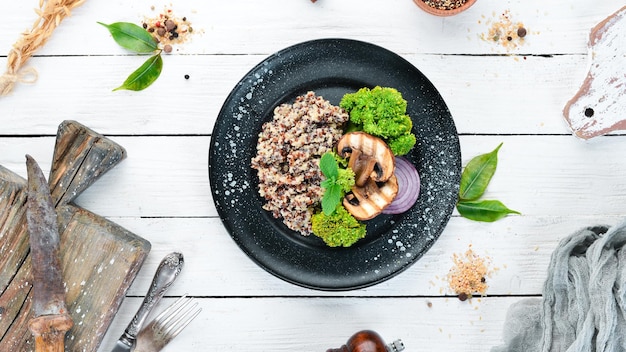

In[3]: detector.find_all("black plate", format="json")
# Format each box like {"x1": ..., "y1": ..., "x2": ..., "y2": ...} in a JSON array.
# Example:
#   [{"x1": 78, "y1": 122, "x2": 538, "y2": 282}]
[{"x1": 209, "y1": 39, "x2": 460, "y2": 291}]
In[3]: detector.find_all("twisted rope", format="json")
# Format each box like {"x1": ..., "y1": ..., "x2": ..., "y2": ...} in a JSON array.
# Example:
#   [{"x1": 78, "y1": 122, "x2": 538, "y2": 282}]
[{"x1": 0, "y1": 0, "x2": 86, "y2": 96}]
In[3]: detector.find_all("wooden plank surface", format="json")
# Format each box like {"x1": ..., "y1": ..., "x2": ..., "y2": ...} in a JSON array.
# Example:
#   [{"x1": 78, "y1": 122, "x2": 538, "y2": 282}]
[
  {"x1": 0, "y1": 0, "x2": 620, "y2": 56},
  {"x1": 1, "y1": 0, "x2": 626, "y2": 351},
  {"x1": 0, "y1": 54, "x2": 592, "y2": 135},
  {"x1": 2, "y1": 135, "x2": 625, "y2": 218},
  {"x1": 100, "y1": 296, "x2": 519, "y2": 352}
]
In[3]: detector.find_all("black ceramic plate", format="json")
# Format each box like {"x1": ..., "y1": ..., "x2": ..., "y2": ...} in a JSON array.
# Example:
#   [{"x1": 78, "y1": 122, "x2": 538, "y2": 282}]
[{"x1": 209, "y1": 39, "x2": 460, "y2": 291}]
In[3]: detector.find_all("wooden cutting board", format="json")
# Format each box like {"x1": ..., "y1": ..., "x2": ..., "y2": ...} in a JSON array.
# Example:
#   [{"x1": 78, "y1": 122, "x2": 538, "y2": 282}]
[
  {"x1": 0, "y1": 120, "x2": 151, "y2": 352},
  {"x1": 562, "y1": 5, "x2": 626, "y2": 139}
]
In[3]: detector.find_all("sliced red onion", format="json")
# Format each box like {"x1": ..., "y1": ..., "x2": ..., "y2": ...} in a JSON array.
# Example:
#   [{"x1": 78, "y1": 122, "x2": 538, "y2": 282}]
[{"x1": 382, "y1": 156, "x2": 420, "y2": 214}]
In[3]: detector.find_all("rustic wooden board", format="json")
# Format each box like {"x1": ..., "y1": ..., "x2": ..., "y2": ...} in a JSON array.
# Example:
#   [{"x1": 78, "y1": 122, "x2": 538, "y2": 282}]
[{"x1": 0, "y1": 121, "x2": 151, "y2": 352}]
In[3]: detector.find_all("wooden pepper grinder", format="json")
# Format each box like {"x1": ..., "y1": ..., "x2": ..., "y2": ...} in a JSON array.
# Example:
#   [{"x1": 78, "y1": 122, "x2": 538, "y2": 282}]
[{"x1": 326, "y1": 330, "x2": 405, "y2": 352}]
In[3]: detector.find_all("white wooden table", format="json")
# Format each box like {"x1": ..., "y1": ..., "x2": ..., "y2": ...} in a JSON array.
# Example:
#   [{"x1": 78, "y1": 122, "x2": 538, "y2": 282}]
[{"x1": 2, "y1": 0, "x2": 625, "y2": 350}]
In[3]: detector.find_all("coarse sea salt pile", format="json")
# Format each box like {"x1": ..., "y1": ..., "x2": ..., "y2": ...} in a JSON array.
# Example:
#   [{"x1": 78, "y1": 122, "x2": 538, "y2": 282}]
[{"x1": 446, "y1": 245, "x2": 495, "y2": 300}]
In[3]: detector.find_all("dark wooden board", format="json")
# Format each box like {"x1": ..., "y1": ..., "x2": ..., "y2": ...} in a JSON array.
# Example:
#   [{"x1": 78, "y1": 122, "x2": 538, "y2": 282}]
[{"x1": 0, "y1": 121, "x2": 151, "y2": 352}]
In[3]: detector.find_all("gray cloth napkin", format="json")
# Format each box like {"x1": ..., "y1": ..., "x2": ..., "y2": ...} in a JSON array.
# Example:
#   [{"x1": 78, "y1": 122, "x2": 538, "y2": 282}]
[{"x1": 492, "y1": 222, "x2": 626, "y2": 352}]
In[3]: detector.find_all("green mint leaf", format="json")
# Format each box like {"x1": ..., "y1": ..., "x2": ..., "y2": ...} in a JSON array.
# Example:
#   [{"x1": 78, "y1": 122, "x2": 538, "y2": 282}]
[
  {"x1": 113, "y1": 54, "x2": 163, "y2": 91},
  {"x1": 322, "y1": 184, "x2": 342, "y2": 215},
  {"x1": 456, "y1": 199, "x2": 520, "y2": 222},
  {"x1": 98, "y1": 22, "x2": 158, "y2": 53},
  {"x1": 319, "y1": 152, "x2": 338, "y2": 179},
  {"x1": 459, "y1": 143, "x2": 502, "y2": 201},
  {"x1": 320, "y1": 177, "x2": 334, "y2": 189}
]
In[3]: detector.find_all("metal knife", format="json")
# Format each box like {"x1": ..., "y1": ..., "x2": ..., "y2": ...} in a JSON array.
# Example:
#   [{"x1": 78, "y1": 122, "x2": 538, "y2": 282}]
[
  {"x1": 25, "y1": 155, "x2": 74, "y2": 352},
  {"x1": 111, "y1": 252, "x2": 184, "y2": 352}
]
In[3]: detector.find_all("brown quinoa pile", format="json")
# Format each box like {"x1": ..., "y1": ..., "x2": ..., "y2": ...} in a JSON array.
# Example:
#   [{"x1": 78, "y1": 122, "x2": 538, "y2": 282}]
[
  {"x1": 447, "y1": 246, "x2": 492, "y2": 300},
  {"x1": 251, "y1": 92, "x2": 349, "y2": 235},
  {"x1": 423, "y1": 0, "x2": 468, "y2": 10}
]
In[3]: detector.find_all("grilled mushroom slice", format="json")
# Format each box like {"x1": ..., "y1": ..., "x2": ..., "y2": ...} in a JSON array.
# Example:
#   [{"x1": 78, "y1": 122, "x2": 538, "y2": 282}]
[
  {"x1": 343, "y1": 175, "x2": 399, "y2": 220},
  {"x1": 337, "y1": 132, "x2": 398, "y2": 220},
  {"x1": 337, "y1": 132, "x2": 395, "y2": 186}
]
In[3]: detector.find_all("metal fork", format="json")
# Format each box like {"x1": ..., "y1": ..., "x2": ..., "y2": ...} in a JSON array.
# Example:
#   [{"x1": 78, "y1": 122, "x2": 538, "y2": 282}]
[{"x1": 134, "y1": 296, "x2": 202, "y2": 352}]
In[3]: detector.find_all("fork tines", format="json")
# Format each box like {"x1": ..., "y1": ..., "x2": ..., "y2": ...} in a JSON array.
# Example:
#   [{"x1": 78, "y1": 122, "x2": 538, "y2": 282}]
[{"x1": 154, "y1": 295, "x2": 202, "y2": 337}]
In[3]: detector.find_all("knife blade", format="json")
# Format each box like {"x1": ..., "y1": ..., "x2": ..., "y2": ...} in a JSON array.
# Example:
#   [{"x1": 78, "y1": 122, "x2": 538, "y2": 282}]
[{"x1": 25, "y1": 155, "x2": 73, "y2": 352}]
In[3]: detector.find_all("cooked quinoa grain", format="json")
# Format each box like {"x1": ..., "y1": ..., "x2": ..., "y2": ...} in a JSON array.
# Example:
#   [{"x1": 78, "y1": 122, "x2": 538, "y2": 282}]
[
  {"x1": 251, "y1": 92, "x2": 349, "y2": 235},
  {"x1": 423, "y1": 0, "x2": 468, "y2": 10}
]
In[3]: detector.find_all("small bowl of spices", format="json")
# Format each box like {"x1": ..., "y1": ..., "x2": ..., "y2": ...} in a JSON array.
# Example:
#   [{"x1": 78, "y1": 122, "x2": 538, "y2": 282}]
[{"x1": 413, "y1": 0, "x2": 477, "y2": 16}]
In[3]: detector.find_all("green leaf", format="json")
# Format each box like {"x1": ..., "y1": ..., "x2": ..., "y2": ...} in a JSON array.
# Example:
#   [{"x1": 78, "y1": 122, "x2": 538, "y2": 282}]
[
  {"x1": 113, "y1": 54, "x2": 163, "y2": 91},
  {"x1": 319, "y1": 152, "x2": 338, "y2": 179},
  {"x1": 98, "y1": 22, "x2": 158, "y2": 53},
  {"x1": 459, "y1": 143, "x2": 503, "y2": 201},
  {"x1": 320, "y1": 177, "x2": 335, "y2": 189},
  {"x1": 322, "y1": 184, "x2": 342, "y2": 215},
  {"x1": 456, "y1": 199, "x2": 520, "y2": 222}
]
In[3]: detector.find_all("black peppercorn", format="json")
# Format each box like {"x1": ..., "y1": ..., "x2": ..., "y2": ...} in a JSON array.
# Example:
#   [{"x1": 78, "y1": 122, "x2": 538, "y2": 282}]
[
  {"x1": 517, "y1": 27, "x2": 527, "y2": 38},
  {"x1": 184, "y1": 74, "x2": 190, "y2": 80},
  {"x1": 165, "y1": 19, "x2": 176, "y2": 32},
  {"x1": 458, "y1": 292, "x2": 468, "y2": 301}
]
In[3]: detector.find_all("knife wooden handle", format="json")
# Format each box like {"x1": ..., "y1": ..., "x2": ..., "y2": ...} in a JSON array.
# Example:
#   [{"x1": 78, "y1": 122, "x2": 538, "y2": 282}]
[{"x1": 28, "y1": 314, "x2": 73, "y2": 352}]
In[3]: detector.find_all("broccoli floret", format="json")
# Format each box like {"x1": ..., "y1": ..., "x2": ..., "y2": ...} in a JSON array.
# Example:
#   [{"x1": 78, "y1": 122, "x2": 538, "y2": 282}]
[
  {"x1": 388, "y1": 133, "x2": 417, "y2": 156},
  {"x1": 335, "y1": 167, "x2": 355, "y2": 194},
  {"x1": 311, "y1": 204, "x2": 366, "y2": 247},
  {"x1": 340, "y1": 86, "x2": 416, "y2": 155},
  {"x1": 334, "y1": 152, "x2": 349, "y2": 169}
]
